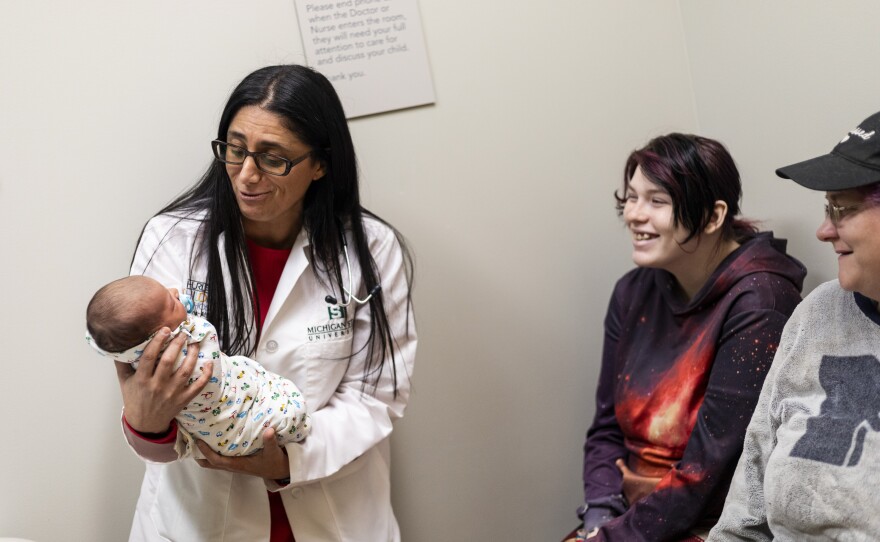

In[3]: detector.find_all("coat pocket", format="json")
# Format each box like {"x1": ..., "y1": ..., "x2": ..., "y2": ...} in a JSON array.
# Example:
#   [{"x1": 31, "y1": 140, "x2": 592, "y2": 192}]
[{"x1": 149, "y1": 462, "x2": 236, "y2": 541}]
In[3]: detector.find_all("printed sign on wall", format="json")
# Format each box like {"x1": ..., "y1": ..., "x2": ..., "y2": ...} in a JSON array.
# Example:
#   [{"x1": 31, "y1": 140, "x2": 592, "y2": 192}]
[{"x1": 294, "y1": 0, "x2": 435, "y2": 118}]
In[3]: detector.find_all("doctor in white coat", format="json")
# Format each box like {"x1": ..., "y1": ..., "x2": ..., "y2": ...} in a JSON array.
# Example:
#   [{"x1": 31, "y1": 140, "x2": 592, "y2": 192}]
[{"x1": 114, "y1": 65, "x2": 417, "y2": 542}]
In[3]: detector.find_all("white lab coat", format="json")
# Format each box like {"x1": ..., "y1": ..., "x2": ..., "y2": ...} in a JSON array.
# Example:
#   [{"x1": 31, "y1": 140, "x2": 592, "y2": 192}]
[{"x1": 123, "y1": 211, "x2": 417, "y2": 542}]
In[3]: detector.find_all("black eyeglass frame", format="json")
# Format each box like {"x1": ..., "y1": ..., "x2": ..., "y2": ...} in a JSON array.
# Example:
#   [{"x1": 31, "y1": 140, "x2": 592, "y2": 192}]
[{"x1": 211, "y1": 140, "x2": 313, "y2": 176}]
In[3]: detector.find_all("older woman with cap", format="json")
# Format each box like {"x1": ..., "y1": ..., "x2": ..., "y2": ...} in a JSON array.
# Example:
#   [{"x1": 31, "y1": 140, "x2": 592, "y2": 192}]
[{"x1": 709, "y1": 111, "x2": 880, "y2": 540}]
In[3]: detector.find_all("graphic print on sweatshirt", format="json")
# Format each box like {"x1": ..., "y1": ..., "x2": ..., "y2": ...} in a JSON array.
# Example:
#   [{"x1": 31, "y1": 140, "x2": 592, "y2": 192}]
[{"x1": 790, "y1": 355, "x2": 880, "y2": 466}]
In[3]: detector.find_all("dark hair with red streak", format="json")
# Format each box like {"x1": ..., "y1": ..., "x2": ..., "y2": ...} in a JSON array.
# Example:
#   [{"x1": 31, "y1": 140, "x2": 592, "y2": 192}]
[{"x1": 615, "y1": 133, "x2": 757, "y2": 244}]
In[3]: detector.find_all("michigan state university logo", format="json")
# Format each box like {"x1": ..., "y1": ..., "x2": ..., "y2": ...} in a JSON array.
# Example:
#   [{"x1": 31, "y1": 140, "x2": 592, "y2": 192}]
[
  {"x1": 790, "y1": 355, "x2": 880, "y2": 467},
  {"x1": 307, "y1": 303, "x2": 354, "y2": 342}
]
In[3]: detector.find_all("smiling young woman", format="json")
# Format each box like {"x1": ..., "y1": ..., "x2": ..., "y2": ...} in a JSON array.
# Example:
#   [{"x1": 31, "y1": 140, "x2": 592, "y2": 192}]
[
  {"x1": 567, "y1": 133, "x2": 805, "y2": 542},
  {"x1": 621, "y1": 166, "x2": 741, "y2": 299}
]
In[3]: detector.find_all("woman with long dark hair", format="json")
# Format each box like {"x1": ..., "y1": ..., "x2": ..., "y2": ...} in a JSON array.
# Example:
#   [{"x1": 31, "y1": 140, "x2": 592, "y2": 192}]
[
  {"x1": 567, "y1": 134, "x2": 805, "y2": 541},
  {"x1": 114, "y1": 65, "x2": 416, "y2": 541}
]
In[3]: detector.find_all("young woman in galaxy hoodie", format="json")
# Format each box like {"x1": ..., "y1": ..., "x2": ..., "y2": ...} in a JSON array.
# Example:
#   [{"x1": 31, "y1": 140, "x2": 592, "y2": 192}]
[{"x1": 570, "y1": 134, "x2": 806, "y2": 541}]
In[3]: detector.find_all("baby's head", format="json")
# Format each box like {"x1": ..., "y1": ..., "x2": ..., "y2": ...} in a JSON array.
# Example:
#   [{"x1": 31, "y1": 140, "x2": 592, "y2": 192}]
[{"x1": 86, "y1": 276, "x2": 188, "y2": 353}]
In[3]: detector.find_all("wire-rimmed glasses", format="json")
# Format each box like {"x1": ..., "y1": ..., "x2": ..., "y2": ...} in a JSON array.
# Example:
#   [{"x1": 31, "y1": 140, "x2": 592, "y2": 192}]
[{"x1": 824, "y1": 202, "x2": 862, "y2": 226}]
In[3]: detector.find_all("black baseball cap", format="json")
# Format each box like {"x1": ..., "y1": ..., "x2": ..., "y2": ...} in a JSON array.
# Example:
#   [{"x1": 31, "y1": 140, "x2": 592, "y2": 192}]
[{"x1": 776, "y1": 111, "x2": 880, "y2": 191}]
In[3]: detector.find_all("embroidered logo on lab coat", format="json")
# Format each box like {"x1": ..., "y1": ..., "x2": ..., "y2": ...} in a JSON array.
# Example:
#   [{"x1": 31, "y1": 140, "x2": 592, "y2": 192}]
[{"x1": 307, "y1": 304, "x2": 353, "y2": 342}]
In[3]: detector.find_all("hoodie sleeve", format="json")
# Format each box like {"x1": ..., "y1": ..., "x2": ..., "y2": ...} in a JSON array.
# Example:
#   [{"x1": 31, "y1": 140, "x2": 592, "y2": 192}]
[
  {"x1": 704, "y1": 356, "x2": 781, "y2": 542},
  {"x1": 581, "y1": 284, "x2": 629, "y2": 517}
]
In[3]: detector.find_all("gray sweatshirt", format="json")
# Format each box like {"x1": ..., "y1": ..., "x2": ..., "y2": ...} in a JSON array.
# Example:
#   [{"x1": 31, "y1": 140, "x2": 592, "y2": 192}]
[{"x1": 708, "y1": 280, "x2": 880, "y2": 541}]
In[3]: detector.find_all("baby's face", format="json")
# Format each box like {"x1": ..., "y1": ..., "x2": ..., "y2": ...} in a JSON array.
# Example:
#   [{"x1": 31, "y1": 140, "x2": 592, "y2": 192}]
[{"x1": 146, "y1": 279, "x2": 189, "y2": 331}]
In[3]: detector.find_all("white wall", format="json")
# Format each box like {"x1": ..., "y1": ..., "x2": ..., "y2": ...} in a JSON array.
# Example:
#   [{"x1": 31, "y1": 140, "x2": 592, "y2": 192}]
[{"x1": 1, "y1": 1, "x2": 878, "y2": 541}]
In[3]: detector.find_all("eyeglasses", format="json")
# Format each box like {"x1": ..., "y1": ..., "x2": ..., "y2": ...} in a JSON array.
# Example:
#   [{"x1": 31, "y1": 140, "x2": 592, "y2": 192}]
[
  {"x1": 824, "y1": 202, "x2": 862, "y2": 225},
  {"x1": 211, "y1": 140, "x2": 312, "y2": 176}
]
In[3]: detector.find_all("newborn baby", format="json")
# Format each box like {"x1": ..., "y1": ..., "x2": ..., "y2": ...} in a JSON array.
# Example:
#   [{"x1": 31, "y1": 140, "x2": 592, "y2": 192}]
[{"x1": 86, "y1": 275, "x2": 310, "y2": 458}]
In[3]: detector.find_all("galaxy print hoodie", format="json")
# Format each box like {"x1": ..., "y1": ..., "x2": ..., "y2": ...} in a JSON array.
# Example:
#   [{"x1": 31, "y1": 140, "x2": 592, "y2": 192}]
[{"x1": 582, "y1": 231, "x2": 806, "y2": 541}]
